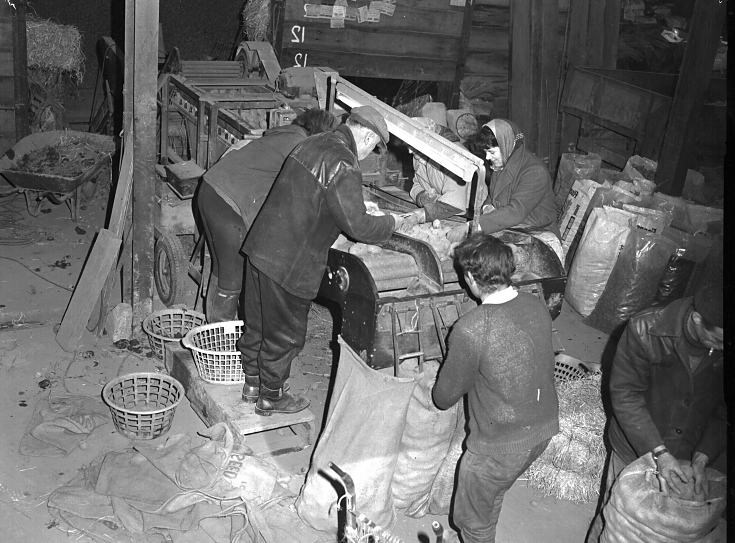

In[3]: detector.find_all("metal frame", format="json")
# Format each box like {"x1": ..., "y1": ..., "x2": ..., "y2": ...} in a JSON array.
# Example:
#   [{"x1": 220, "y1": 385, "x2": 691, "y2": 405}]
[{"x1": 313, "y1": 68, "x2": 487, "y2": 218}]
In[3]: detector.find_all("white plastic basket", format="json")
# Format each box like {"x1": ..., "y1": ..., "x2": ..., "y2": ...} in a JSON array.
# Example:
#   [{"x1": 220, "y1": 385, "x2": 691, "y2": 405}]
[
  {"x1": 102, "y1": 372, "x2": 183, "y2": 440},
  {"x1": 181, "y1": 320, "x2": 245, "y2": 384},
  {"x1": 142, "y1": 308, "x2": 207, "y2": 360}
]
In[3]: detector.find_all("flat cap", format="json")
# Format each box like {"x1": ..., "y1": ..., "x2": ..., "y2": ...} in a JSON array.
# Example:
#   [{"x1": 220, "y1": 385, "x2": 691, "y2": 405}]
[{"x1": 349, "y1": 106, "x2": 389, "y2": 145}]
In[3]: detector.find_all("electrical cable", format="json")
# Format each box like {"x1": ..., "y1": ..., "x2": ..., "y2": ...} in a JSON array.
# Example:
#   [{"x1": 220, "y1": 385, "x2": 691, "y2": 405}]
[{"x1": 0, "y1": 255, "x2": 74, "y2": 291}]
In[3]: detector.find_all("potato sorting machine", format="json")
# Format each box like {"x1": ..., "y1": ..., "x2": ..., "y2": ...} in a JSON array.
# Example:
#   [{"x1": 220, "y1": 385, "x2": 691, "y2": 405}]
[{"x1": 314, "y1": 70, "x2": 566, "y2": 370}]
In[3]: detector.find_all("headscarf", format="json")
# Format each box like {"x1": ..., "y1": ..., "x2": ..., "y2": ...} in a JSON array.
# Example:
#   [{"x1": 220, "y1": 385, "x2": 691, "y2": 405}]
[{"x1": 483, "y1": 119, "x2": 524, "y2": 166}]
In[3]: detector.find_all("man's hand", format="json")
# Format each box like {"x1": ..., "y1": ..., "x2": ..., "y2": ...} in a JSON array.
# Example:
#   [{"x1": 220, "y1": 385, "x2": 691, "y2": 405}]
[
  {"x1": 416, "y1": 190, "x2": 438, "y2": 208},
  {"x1": 390, "y1": 213, "x2": 405, "y2": 232},
  {"x1": 655, "y1": 451, "x2": 689, "y2": 495},
  {"x1": 691, "y1": 451, "x2": 709, "y2": 495},
  {"x1": 446, "y1": 223, "x2": 470, "y2": 243},
  {"x1": 398, "y1": 209, "x2": 425, "y2": 232}
]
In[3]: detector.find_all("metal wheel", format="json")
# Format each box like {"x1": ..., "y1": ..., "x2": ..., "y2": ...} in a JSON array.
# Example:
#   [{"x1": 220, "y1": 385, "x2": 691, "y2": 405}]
[{"x1": 154, "y1": 230, "x2": 188, "y2": 307}]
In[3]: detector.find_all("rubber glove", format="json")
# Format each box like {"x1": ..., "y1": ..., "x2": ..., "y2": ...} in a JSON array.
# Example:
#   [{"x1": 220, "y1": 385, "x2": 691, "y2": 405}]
[
  {"x1": 656, "y1": 451, "x2": 688, "y2": 495},
  {"x1": 446, "y1": 223, "x2": 470, "y2": 244},
  {"x1": 691, "y1": 451, "x2": 709, "y2": 495},
  {"x1": 415, "y1": 190, "x2": 438, "y2": 207}
]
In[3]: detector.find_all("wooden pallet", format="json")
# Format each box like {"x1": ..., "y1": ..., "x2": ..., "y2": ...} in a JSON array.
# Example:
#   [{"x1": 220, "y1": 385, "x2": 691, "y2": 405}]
[{"x1": 166, "y1": 343, "x2": 316, "y2": 456}]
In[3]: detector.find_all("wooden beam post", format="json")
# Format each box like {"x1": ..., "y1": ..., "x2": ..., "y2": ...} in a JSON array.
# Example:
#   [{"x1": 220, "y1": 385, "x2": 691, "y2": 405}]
[
  {"x1": 510, "y1": 0, "x2": 560, "y2": 165},
  {"x1": 602, "y1": 0, "x2": 622, "y2": 69},
  {"x1": 449, "y1": 0, "x2": 475, "y2": 109},
  {"x1": 12, "y1": 0, "x2": 29, "y2": 139},
  {"x1": 557, "y1": 0, "x2": 620, "y2": 164},
  {"x1": 654, "y1": 0, "x2": 726, "y2": 195},
  {"x1": 130, "y1": 0, "x2": 159, "y2": 329}
]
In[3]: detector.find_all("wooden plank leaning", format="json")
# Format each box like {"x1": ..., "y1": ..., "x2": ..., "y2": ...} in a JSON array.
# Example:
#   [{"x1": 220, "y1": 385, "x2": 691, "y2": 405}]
[{"x1": 55, "y1": 132, "x2": 133, "y2": 350}]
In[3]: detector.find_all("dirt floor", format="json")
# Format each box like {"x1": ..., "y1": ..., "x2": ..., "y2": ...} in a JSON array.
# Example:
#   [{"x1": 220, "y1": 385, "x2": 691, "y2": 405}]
[{"x1": 0, "y1": 170, "x2": 611, "y2": 542}]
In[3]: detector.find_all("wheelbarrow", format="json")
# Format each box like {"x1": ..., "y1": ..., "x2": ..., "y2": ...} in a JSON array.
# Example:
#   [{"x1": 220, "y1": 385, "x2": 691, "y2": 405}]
[{"x1": 0, "y1": 130, "x2": 115, "y2": 222}]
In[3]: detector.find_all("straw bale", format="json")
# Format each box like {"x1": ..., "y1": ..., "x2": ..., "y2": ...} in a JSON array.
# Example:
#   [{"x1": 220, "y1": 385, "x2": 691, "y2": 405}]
[
  {"x1": 25, "y1": 16, "x2": 85, "y2": 84},
  {"x1": 523, "y1": 374, "x2": 606, "y2": 503},
  {"x1": 242, "y1": 0, "x2": 271, "y2": 42}
]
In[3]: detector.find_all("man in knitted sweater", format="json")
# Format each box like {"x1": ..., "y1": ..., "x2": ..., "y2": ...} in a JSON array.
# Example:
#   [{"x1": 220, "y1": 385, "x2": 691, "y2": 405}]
[{"x1": 432, "y1": 233, "x2": 559, "y2": 543}]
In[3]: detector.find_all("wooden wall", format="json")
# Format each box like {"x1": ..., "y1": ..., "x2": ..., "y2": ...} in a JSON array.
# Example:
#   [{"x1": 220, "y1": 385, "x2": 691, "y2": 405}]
[
  {"x1": 274, "y1": 0, "x2": 471, "y2": 86},
  {"x1": 0, "y1": 0, "x2": 29, "y2": 156},
  {"x1": 462, "y1": 0, "x2": 568, "y2": 119}
]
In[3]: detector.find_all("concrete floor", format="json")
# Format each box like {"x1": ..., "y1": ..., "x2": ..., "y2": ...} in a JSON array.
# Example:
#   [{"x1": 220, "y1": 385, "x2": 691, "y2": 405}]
[{"x1": 0, "y1": 172, "x2": 609, "y2": 542}]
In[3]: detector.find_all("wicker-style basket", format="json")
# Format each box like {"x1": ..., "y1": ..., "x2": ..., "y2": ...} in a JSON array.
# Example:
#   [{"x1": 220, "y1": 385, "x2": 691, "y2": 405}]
[
  {"x1": 142, "y1": 309, "x2": 207, "y2": 359},
  {"x1": 181, "y1": 320, "x2": 246, "y2": 384},
  {"x1": 102, "y1": 372, "x2": 183, "y2": 440}
]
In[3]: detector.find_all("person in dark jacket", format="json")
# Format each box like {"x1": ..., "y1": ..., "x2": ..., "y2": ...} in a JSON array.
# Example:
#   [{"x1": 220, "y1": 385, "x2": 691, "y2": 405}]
[
  {"x1": 448, "y1": 121, "x2": 560, "y2": 259},
  {"x1": 238, "y1": 105, "x2": 405, "y2": 416},
  {"x1": 586, "y1": 270, "x2": 725, "y2": 542},
  {"x1": 195, "y1": 108, "x2": 337, "y2": 322},
  {"x1": 432, "y1": 233, "x2": 559, "y2": 543}
]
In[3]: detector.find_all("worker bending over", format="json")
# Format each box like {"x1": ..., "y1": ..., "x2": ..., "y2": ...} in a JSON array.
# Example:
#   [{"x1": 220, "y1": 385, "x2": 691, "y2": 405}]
[
  {"x1": 586, "y1": 254, "x2": 725, "y2": 542},
  {"x1": 195, "y1": 108, "x2": 337, "y2": 322},
  {"x1": 238, "y1": 106, "x2": 407, "y2": 416}
]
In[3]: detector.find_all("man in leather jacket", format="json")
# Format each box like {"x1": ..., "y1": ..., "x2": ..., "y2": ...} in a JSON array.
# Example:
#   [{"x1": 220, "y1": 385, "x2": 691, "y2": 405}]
[
  {"x1": 237, "y1": 106, "x2": 405, "y2": 416},
  {"x1": 586, "y1": 266, "x2": 725, "y2": 542}
]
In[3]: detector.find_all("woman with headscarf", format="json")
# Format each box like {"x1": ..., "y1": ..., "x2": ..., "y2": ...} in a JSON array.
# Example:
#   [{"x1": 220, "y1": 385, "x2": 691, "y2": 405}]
[
  {"x1": 195, "y1": 108, "x2": 337, "y2": 322},
  {"x1": 450, "y1": 119, "x2": 559, "y2": 242}
]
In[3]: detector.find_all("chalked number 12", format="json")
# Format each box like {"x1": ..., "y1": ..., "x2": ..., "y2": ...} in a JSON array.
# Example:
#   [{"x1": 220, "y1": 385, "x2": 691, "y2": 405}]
[{"x1": 291, "y1": 25, "x2": 308, "y2": 67}]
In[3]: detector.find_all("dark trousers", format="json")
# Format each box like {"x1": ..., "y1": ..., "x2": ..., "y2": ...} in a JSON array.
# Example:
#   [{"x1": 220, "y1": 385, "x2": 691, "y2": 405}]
[
  {"x1": 237, "y1": 258, "x2": 311, "y2": 390},
  {"x1": 453, "y1": 439, "x2": 550, "y2": 543},
  {"x1": 585, "y1": 449, "x2": 627, "y2": 543},
  {"x1": 195, "y1": 182, "x2": 248, "y2": 291}
]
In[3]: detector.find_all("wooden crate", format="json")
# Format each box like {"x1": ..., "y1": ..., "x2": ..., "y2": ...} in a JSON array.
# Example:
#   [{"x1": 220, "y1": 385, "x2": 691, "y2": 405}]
[{"x1": 560, "y1": 66, "x2": 672, "y2": 167}]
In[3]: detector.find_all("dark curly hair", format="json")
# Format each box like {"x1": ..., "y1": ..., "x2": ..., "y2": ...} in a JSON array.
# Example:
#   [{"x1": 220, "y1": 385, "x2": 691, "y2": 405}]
[
  {"x1": 292, "y1": 108, "x2": 338, "y2": 136},
  {"x1": 464, "y1": 127, "x2": 498, "y2": 159},
  {"x1": 453, "y1": 233, "x2": 515, "y2": 293}
]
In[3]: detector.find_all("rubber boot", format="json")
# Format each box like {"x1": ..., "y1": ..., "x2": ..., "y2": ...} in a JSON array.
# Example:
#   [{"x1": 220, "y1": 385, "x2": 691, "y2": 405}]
[
  {"x1": 205, "y1": 275, "x2": 240, "y2": 323},
  {"x1": 241, "y1": 374, "x2": 260, "y2": 403},
  {"x1": 242, "y1": 375, "x2": 290, "y2": 403},
  {"x1": 255, "y1": 385, "x2": 309, "y2": 416}
]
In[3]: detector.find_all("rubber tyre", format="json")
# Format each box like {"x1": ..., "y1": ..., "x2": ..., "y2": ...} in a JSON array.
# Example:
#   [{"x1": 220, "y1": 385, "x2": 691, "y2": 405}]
[{"x1": 154, "y1": 230, "x2": 188, "y2": 307}]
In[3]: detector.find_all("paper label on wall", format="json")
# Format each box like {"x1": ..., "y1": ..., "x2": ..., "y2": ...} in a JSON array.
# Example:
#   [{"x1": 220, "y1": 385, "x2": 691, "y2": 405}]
[
  {"x1": 449, "y1": 0, "x2": 466, "y2": 6},
  {"x1": 357, "y1": 5, "x2": 369, "y2": 22},
  {"x1": 330, "y1": 17, "x2": 345, "y2": 28},
  {"x1": 304, "y1": 4, "x2": 322, "y2": 18},
  {"x1": 332, "y1": 4, "x2": 346, "y2": 18},
  {"x1": 369, "y1": 1, "x2": 395, "y2": 16}
]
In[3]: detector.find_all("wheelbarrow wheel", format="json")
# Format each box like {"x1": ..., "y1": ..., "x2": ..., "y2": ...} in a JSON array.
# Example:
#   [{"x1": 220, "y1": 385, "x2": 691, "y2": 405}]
[{"x1": 154, "y1": 230, "x2": 189, "y2": 307}]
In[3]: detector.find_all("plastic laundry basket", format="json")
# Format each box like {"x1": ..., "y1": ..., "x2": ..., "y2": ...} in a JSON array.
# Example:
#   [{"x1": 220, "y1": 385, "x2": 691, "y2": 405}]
[
  {"x1": 181, "y1": 320, "x2": 245, "y2": 384},
  {"x1": 554, "y1": 353, "x2": 589, "y2": 382},
  {"x1": 142, "y1": 308, "x2": 206, "y2": 359},
  {"x1": 103, "y1": 372, "x2": 183, "y2": 440}
]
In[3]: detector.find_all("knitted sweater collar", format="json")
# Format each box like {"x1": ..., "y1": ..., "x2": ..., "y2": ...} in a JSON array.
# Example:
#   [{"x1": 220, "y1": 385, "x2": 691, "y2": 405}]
[{"x1": 481, "y1": 286, "x2": 518, "y2": 305}]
